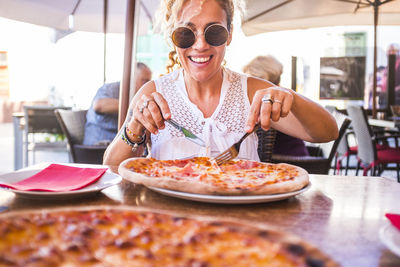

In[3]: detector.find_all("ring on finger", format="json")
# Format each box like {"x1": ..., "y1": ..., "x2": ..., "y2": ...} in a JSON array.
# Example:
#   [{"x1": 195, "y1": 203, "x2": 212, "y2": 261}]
[
  {"x1": 139, "y1": 99, "x2": 151, "y2": 113},
  {"x1": 261, "y1": 94, "x2": 273, "y2": 105},
  {"x1": 142, "y1": 99, "x2": 150, "y2": 109},
  {"x1": 274, "y1": 99, "x2": 282, "y2": 104}
]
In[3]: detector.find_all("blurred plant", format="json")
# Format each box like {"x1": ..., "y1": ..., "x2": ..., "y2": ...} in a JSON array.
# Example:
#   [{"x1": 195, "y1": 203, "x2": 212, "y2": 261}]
[{"x1": 43, "y1": 133, "x2": 65, "y2": 142}]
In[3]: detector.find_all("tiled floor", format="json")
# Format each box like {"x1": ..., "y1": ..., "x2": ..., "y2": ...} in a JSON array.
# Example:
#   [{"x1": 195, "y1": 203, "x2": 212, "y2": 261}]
[{"x1": 0, "y1": 123, "x2": 69, "y2": 174}]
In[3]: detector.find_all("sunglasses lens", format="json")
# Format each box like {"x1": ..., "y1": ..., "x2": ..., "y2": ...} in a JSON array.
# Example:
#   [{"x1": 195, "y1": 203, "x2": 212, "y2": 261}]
[
  {"x1": 205, "y1": 25, "x2": 228, "y2": 46},
  {"x1": 172, "y1": 27, "x2": 195, "y2": 49}
]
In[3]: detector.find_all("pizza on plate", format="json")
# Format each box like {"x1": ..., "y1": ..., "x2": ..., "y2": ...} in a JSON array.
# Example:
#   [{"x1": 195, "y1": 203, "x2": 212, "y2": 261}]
[
  {"x1": 0, "y1": 206, "x2": 336, "y2": 267},
  {"x1": 119, "y1": 157, "x2": 309, "y2": 195}
]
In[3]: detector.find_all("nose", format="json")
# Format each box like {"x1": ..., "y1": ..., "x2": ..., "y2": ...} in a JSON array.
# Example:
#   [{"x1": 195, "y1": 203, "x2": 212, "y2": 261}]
[{"x1": 191, "y1": 33, "x2": 209, "y2": 50}]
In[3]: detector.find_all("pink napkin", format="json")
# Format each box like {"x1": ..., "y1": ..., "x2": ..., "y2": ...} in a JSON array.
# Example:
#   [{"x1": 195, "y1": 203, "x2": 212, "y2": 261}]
[
  {"x1": 386, "y1": 213, "x2": 400, "y2": 231},
  {"x1": 0, "y1": 164, "x2": 107, "y2": 192}
]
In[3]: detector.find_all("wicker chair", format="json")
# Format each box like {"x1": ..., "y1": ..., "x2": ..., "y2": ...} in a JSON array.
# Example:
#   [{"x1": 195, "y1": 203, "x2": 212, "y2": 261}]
[
  {"x1": 347, "y1": 105, "x2": 400, "y2": 181},
  {"x1": 271, "y1": 110, "x2": 351, "y2": 174},
  {"x1": 256, "y1": 128, "x2": 277, "y2": 163},
  {"x1": 54, "y1": 109, "x2": 108, "y2": 164}
]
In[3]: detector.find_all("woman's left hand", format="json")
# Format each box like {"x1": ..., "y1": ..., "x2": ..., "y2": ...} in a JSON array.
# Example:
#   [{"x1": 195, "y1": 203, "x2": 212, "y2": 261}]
[{"x1": 246, "y1": 86, "x2": 294, "y2": 132}]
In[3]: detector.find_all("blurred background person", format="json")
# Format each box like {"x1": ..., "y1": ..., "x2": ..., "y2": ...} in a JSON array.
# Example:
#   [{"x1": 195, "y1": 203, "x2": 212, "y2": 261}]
[
  {"x1": 388, "y1": 43, "x2": 400, "y2": 104},
  {"x1": 83, "y1": 62, "x2": 152, "y2": 145},
  {"x1": 243, "y1": 55, "x2": 309, "y2": 156},
  {"x1": 364, "y1": 43, "x2": 400, "y2": 109}
]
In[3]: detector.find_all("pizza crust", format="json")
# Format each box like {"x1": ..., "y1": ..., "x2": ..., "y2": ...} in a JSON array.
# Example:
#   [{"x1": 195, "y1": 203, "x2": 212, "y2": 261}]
[{"x1": 118, "y1": 158, "x2": 309, "y2": 196}]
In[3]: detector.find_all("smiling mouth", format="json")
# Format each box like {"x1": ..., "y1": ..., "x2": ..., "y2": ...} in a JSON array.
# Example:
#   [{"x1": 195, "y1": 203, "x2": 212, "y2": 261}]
[{"x1": 189, "y1": 56, "x2": 212, "y2": 63}]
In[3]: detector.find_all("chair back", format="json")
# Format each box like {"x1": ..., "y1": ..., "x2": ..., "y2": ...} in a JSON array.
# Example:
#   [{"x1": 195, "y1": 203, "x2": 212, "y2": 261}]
[
  {"x1": 325, "y1": 106, "x2": 352, "y2": 157},
  {"x1": 55, "y1": 109, "x2": 107, "y2": 164},
  {"x1": 271, "y1": 112, "x2": 351, "y2": 174},
  {"x1": 346, "y1": 105, "x2": 376, "y2": 164},
  {"x1": 320, "y1": 110, "x2": 352, "y2": 163},
  {"x1": 256, "y1": 128, "x2": 277, "y2": 162},
  {"x1": 55, "y1": 109, "x2": 87, "y2": 162},
  {"x1": 55, "y1": 109, "x2": 87, "y2": 146},
  {"x1": 23, "y1": 105, "x2": 71, "y2": 134}
]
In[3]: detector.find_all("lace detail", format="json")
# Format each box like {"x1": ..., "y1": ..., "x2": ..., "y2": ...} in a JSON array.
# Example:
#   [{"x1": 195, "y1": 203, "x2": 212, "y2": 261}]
[
  {"x1": 151, "y1": 68, "x2": 259, "y2": 161},
  {"x1": 158, "y1": 72, "x2": 203, "y2": 137},
  {"x1": 215, "y1": 71, "x2": 247, "y2": 133}
]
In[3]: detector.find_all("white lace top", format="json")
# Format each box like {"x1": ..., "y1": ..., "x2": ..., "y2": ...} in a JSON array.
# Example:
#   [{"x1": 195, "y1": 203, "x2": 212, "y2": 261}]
[{"x1": 151, "y1": 68, "x2": 259, "y2": 161}]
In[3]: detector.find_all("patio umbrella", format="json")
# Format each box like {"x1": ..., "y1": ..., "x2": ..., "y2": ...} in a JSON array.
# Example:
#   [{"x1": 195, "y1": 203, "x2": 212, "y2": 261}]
[
  {"x1": 0, "y1": 0, "x2": 126, "y2": 33},
  {"x1": 0, "y1": 0, "x2": 159, "y2": 125},
  {"x1": 242, "y1": 0, "x2": 400, "y2": 118}
]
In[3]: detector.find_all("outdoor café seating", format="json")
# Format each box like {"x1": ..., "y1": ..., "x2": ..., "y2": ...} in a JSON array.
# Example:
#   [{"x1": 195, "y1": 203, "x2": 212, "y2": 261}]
[
  {"x1": 271, "y1": 110, "x2": 351, "y2": 174},
  {"x1": 347, "y1": 105, "x2": 400, "y2": 181},
  {"x1": 256, "y1": 127, "x2": 277, "y2": 163},
  {"x1": 325, "y1": 105, "x2": 358, "y2": 175},
  {"x1": 54, "y1": 109, "x2": 107, "y2": 164},
  {"x1": 23, "y1": 105, "x2": 71, "y2": 167}
]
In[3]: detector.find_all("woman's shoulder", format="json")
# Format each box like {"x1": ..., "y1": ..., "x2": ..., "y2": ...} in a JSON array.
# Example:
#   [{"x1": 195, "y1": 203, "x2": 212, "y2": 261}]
[
  {"x1": 224, "y1": 68, "x2": 271, "y2": 88},
  {"x1": 155, "y1": 68, "x2": 182, "y2": 82}
]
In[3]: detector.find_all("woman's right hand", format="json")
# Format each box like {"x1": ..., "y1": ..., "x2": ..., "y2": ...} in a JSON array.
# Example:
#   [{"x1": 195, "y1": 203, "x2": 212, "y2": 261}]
[{"x1": 128, "y1": 92, "x2": 172, "y2": 135}]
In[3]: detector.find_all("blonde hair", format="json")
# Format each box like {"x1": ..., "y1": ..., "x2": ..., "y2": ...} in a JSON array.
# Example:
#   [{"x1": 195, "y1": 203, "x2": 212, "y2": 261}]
[
  {"x1": 243, "y1": 55, "x2": 283, "y2": 85},
  {"x1": 155, "y1": 0, "x2": 245, "y2": 73}
]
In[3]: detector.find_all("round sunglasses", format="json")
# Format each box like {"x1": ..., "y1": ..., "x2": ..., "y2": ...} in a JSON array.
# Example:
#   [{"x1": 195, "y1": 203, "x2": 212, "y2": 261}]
[{"x1": 171, "y1": 24, "x2": 229, "y2": 49}]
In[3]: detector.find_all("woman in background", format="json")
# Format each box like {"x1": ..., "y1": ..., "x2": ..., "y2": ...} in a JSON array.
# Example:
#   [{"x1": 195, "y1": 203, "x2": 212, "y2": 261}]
[{"x1": 243, "y1": 55, "x2": 309, "y2": 156}]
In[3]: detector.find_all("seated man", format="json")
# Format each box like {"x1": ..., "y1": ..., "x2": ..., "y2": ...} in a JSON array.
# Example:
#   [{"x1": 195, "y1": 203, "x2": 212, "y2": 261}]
[
  {"x1": 83, "y1": 62, "x2": 152, "y2": 145},
  {"x1": 243, "y1": 55, "x2": 309, "y2": 156}
]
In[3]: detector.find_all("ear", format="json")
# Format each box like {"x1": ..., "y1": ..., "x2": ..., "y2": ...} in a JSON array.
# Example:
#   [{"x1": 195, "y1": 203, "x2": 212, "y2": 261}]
[{"x1": 227, "y1": 24, "x2": 233, "y2": 46}]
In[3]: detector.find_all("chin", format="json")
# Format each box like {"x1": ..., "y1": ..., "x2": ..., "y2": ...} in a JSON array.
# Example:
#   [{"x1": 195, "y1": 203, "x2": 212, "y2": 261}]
[{"x1": 189, "y1": 66, "x2": 222, "y2": 82}]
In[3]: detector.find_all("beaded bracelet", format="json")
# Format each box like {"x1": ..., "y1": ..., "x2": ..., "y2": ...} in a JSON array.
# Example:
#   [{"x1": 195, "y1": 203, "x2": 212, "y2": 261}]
[{"x1": 121, "y1": 125, "x2": 146, "y2": 152}]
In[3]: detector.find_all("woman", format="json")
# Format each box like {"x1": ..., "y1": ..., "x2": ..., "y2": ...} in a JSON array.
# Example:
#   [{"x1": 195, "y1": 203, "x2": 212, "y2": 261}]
[
  {"x1": 103, "y1": 0, "x2": 338, "y2": 165},
  {"x1": 243, "y1": 55, "x2": 309, "y2": 156}
]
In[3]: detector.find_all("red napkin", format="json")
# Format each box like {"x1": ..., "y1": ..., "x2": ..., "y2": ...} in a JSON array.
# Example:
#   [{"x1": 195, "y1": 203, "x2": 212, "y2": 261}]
[
  {"x1": 386, "y1": 213, "x2": 400, "y2": 231},
  {"x1": 0, "y1": 164, "x2": 107, "y2": 192}
]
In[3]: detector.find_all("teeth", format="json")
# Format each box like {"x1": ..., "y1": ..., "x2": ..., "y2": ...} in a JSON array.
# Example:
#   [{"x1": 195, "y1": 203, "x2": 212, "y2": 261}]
[{"x1": 190, "y1": 56, "x2": 210, "y2": 63}]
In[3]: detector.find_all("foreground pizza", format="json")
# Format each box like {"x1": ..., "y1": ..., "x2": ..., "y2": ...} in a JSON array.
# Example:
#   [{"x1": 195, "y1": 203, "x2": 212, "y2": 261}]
[
  {"x1": 119, "y1": 157, "x2": 309, "y2": 195},
  {"x1": 0, "y1": 207, "x2": 336, "y2": 267}
]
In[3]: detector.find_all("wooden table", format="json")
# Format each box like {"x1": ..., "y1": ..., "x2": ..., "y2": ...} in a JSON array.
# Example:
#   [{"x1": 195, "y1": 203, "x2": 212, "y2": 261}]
[{"x1": 1, "y1": 165, "x2": 400, "y2": 267}]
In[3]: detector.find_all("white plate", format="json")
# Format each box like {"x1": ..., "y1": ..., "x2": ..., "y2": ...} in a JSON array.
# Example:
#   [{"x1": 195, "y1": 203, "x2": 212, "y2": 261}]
[
  {"x1": 0, "y1": 163, "x2": 122, "y2": 199},
  {"x1": 379, "y1": 222, "x2": 400, "y2": 257},
  {"x1": 147, "y1": 183, "x2": 311, "y2": 204}
]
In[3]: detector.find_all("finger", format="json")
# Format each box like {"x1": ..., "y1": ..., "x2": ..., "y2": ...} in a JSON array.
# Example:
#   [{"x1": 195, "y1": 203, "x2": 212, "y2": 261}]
[
  {"x1": 280, "y1": 93, "x2": 293, "y2": 117},
  {"x1": 146, "y1": 99, "x2": 165, "y2": 130},
  {"x1": 140, "y1": 107, "x2": 159, "y2": 134},
  {"x1": 246, "y1": 92, "x2": 263, "y2": 132},
  {"x1": 137, "y1": 96, "x2": 159, "y2": 134},
  {"x1": 270, "y1": 100, "x2": 282, "y2": 122},
  {"x1": 152, "y1": 92, "x2": 171, "y2": 120},
  {"x1": 260, "y1": 97, "x2": 273, "y2": 130}
]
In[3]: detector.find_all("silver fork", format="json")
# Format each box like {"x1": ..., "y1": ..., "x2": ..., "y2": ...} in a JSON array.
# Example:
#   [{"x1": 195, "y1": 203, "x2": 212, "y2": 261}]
[{"x1": 214, "y1": 123, "x2": 261, "y2": 165}]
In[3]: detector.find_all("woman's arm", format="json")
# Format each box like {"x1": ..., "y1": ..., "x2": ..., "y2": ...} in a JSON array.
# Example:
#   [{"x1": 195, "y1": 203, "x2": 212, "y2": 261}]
[
  {"x1": 246, "y1": 76, "x2": 338, "y2": 143},
  {"x1": 93, "y1": 98, "x2": 119, "y2": 114},
  {"x1": 103, "y1": 81, "x2": 172, "y2": 166}
]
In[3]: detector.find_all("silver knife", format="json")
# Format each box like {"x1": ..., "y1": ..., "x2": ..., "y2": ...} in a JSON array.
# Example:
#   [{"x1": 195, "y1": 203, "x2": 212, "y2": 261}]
[{"x1": 166, "y1": 119, "x2": 206, "y2": 147}]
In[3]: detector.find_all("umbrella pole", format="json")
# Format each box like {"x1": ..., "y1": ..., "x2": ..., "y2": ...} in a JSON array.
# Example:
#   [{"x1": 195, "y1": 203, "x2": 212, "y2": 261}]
[
  {"x1": 372, "y1": 1, "x2": 378, "y2": 119},
  {"x1": 118, "y1": 0, "x2": 137, "y2": 129},
  {"x1": 103, "y1": 0, "x2": 108, "y2": 84}
]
